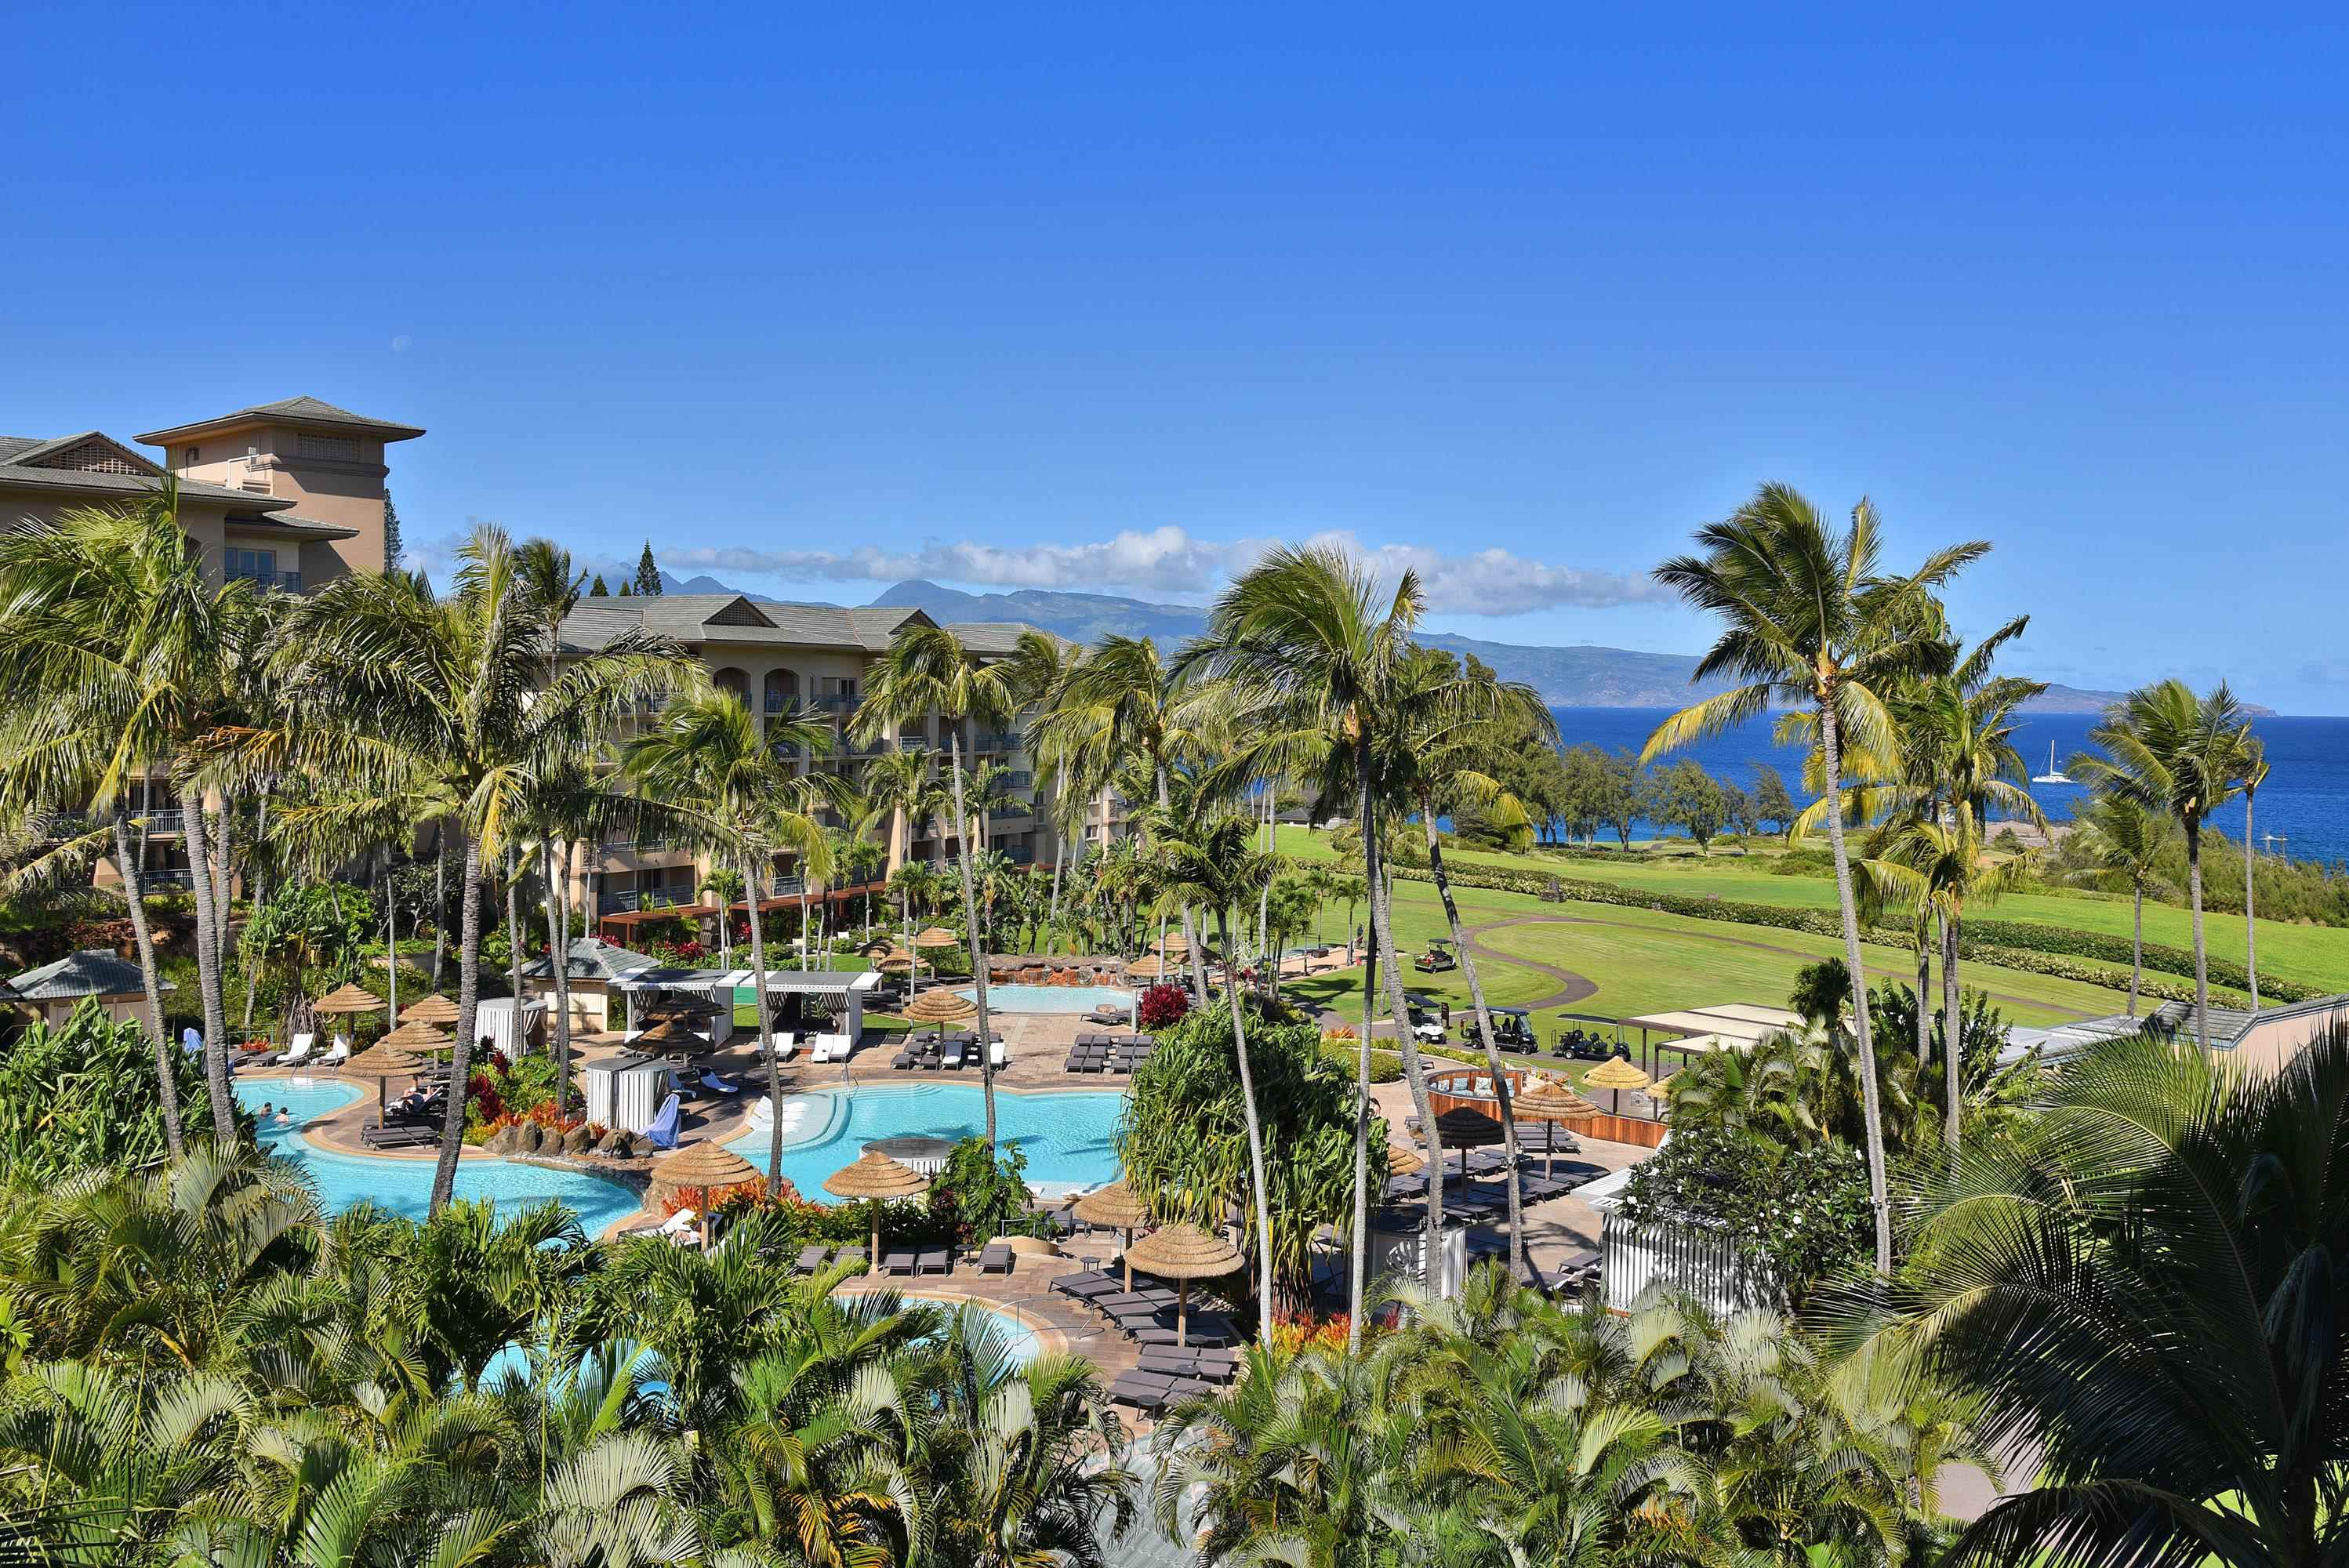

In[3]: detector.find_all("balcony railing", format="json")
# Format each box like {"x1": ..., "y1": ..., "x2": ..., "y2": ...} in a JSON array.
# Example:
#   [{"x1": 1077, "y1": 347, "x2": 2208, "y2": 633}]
[
  {"x1": 816, "y1": 693, "x2": 861, "y2": 713},
  {"x1": 37, "y1": 811, "x2": 93, "y2": 840},
  {"x1": 137, "y1": 867, "x2": 197, "y2": 888},
  {"x1": 764, "y1": 692, "x2": 793, "y2": 714},
  {"x1": 978, "y1": 731, "x2": 1022, "y2": 752},
  {"x1": 1006, "y1": 771, "x2": 1033, "y2": 789},
  {"x1": 599, "y1": 887, "x2": 688, "y2": 916},
  {"x1": 230, "y1": 568, "x2": 302, "y2": 593}
]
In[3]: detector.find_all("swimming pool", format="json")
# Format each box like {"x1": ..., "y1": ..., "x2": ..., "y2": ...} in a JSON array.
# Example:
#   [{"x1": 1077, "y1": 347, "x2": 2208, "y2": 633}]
[
  {"x1": 236, "y1": 1080, "x2": 644, "y2": 1232},
  {"x1": 730, "y1": 1083, "x2": 1123, "y2": 1200},
  {"x1": 960, "y1": 983, "x2": 1135, "y2": 1015},
  {"x1": 933, "y1": 1298, "x2": 1043, "y2": 1369}
]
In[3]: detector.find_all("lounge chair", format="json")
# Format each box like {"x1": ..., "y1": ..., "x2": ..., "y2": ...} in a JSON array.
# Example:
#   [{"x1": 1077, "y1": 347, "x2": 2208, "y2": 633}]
[
  {"x1": 977, "y1": 1242, "x2": 1014, "y2": 1275},
  {"x1": 793, "y1": 1244, "x2": 831, "y2": 1275},
  {"x1": 880, "y1": 1250, "x2": 917, "y2": 1276},
  {"x1": 989, "y1": 1039, "x2": 1008, "y2": 1069},
  {"x1": 891, "y1": 1047, "x2": 918, "y2": 1069},
  {"x1": 1131, "y1": 1321, "x2": 1239, "y2": 1348},
  {"x1": 641, "y1": 1092, "x2": 683, "y2": 1152},
  {"x1": 271, "y1": 1032, "x2": 316, "y2": 1068},
  {"x1": 318, "y1": 1036, "x2": 351, "y2": 1067},
  {"x1": 939, "y1": 1040, "x2": 966, "y2": 1071},
  {"x1": 1051, "y1": 1269, "x2": 1120, "y2": 1298},
  {"x1": 700, "y1": 1070, "x2": 742, "y2": 1096},
  {"x1": 835, "y1": 1245, "x2": 868, "y2": 1272},
  {"x1": 917, "y1": 1249, "x2": 950, "y2": 1276}
]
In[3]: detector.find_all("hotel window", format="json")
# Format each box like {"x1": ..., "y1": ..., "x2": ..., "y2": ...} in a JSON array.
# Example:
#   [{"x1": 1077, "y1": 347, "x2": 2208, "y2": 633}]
[{"x1": 227, "y1": 547, "x2": 275, "y2": 582}]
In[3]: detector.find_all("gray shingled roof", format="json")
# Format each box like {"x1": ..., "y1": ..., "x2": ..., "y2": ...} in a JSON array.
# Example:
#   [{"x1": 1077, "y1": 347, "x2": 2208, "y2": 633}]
[
  {"x1": 136, "y1": 396, "x2": 425, "y2": 444},
  {"x1": 519, "y1": 937, "x2": 663, "y2": 982},
  {"x1": 0, "y1": 457, "x2": 296, "y2": 512},
  {"x1": 557, "y1": 596, "x2": 1047, "y2": 659},
  {"x1": 7, "y1": 949, "x2": 172, "y2": 1001}
]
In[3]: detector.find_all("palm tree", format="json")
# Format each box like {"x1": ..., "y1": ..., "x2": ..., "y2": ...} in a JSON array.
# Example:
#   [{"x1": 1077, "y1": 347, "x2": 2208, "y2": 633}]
[
  {"x1": 0, "y1": 484, "x2": 267, "y2": 1145},
  {"x1": 857, "y1": 743, "x2": 946, "y2": 871},
  {"x1": 2237, "y1": 732, "x2": 2269, "y2": 1010},
  {"x1": 1384, "y1": 645, "x2": 1559, "y2": 1277},
  {"x1": 623, "y1": 692, "x2": 835, "y2": 1189},
  {"x1": 256, "y1": 525, "x2": 690, "y2": 1212},
  {"x1": 1182, "y1": 545, "x2": 1450, "y2": 1331},
  {"x1": 1644, "y1": 484, "x2": 1990, "y2": 1272},
  {"x1": 1830, "y1": 1025, "x2": 2349, "y2": 1568},
  {"x1": 2059, "y1": 795, "x2": 2180, "y2": 1015},
  {"x1": 853, "y1": 625, "x2": 1058, "y2": 1149},
  {"x1": 1029, "y1": 633, "x2": 1222, "y2": 996},
  {"x1": 2068, "y1": 679, "x2": 2250, "y2": 1048},
  {"x1": 699, "y1": 865, "x2": 745, "y2": 968},
  {"x1": 1140, "y1": 793, "x2": 1280, "y2": 1345}
]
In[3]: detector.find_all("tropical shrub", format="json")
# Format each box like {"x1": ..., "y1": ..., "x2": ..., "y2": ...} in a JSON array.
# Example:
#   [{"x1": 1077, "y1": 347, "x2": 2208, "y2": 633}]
[
  {"x1": 0, "y1": 1000, "x2": 227, "y2": 1181},
  {"x1": 1136, "y1": 982, "x2": 1189, "y2": 1029},
  {"x1": 1617, "y1": 1123, "x2": 1873, "y2": 1303},
  {"x1": 1120, "y1": 999, "x2": 1378, "y2": 1312}
]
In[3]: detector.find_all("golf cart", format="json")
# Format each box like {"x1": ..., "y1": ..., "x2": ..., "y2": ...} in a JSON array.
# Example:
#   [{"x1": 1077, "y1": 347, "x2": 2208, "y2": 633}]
[
  {"x1": 1414, "y1": 938, "x2": 1458, "y2": 974},
  {"x1": 1553, "y1": 1012, "x2": 1622, "y2": 1062},
  {"x1": 1483, "y1": 1006, "x2": 1538, "y2": 1051},
  {"x1": 1404, "y1": 991, "x2": 1453, "y2": 1044}
]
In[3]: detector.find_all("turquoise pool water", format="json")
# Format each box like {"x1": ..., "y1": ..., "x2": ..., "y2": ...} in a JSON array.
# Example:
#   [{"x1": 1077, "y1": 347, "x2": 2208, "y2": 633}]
[
  {"x1": 936, "y1": 1299, "x2": 1042, "y2": 1369},
  {"x1": 959, "y1": 982, "x2": 1134, "y2": 1015},
  {"x1": 236, "y1": 1080, "x2": 644, "y2": 1232},
  {"x1": 730, "y1": 1083, "x2": 1123, "y2": 1200}
]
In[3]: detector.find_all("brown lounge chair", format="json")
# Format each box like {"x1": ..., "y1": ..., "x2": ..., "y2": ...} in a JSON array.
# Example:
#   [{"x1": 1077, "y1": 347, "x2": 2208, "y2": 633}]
[
  {"x1": 880, "y1": 1250, "x2": 917, "y2": 1276},
  {"x1": 916, "y1": 1249, "x2": 952, "y2": 1276},
  {"x1": 978, "y1": 1242, "x2": 1015, "y2": 1275}
]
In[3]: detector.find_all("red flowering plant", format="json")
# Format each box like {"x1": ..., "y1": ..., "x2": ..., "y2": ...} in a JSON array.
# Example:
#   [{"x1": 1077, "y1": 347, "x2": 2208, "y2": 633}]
[{"x1": 1136, "y1": 982, "x2": 1190, "y2": 1030}]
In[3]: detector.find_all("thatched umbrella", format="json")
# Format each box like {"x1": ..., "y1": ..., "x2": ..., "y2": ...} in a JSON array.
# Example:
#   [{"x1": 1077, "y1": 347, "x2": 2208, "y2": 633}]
[
  {"x1": 1153, "y1": 932, "x2": 1190, "y2": 956},
  {"x1": 1124, "y1": 954, "x2": 1167, "y2": 982},
  {"x1": 1514, "y1": 1078, "x2": 1602, "y2": 1174},
  {"x1": 913, "y1": 926, "x2": 959, "y2": 949},
  {"x1": 1385, "y1": 1141, "x2": 1425, "y2": 1177},
  {"x1": 1432, "y1": 1106, "x2": 1505, "y2": 1190},
  {"x1": 653, "y1": 1141, "x2": 761, "y2": 1248},
  {"x1": 1074, "y1": 1180, "x2": 1153, "y2": 1287},
  {"x1": 823, "y1": 1149, "x2": 931, "y2": 1263},
  {"x1": 630, "y1": 1015, "x2": 708, "y2": 1053},
  {"x1": 312, "y1": 982, "x2": 385, "y2": 1016},
  {"x1": 378, "y1": 1018, "x2": 454, "y2": 1054},
  {"x1": 874, "y1": 947, "x2": 923, "y2": 975},
  {"x1": 903, "y1": 988, "x2": 977, "y2": 1025},
  {"x1": 1122, "y1": 1222, "x2": 1241, "y2": 1346},
  {"x1": 1584, "y1": 1056, "x2": 1653, "y2": 1119},
  {"x1": 399, "y1": 993, "x2": 461, "y2": 1026},
  {"x1": 342, "y1": 1042, "x2": 427, "y2": 1117}
]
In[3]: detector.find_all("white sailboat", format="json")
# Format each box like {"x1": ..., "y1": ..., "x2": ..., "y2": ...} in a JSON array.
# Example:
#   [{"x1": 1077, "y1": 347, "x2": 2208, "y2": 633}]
[{"x1": 2031, "y1": 742, "x2": 2071, "y2": 786}]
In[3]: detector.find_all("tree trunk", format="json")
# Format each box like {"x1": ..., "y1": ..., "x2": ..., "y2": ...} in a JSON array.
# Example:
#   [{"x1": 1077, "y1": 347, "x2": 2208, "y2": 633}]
[
  {"x1": 2129, "y1": 883, "x2": 2144, "y2": 1017},
  {"x1": 1942, "y1": 908, "x2": 1962, "y2": 1157},
  {"x1": 745, "y1": 850, "x2": 786, "y2": 1189},
  {"x1": 2187, "y1": 815, "x2": 2209, "y2": 1049},
  {"x1": 179, "y1": 784, "x2": 235, "y2": 1142},
  {"x1": 948, "y1": 731, "x2": 997, "y2": 1148},
  {"x1": 544, "y1": 840, "x2": 575, "y2": 1116},
  {"x1": 1216, "y1": 909, "x2": 1278, "y2": 1343},
  {"x1": 1360, "y1": 744, "x2": 1444, "y2": 1283},
  {"x1": 1916, "y1": 922, "x2": 1933, "y2": 1062},
  {"x1": 1156, "y1": 763, "x2": 1211, "y2": 1000},
  {"x1": 210, "y1": 794, "x2": 234, "y2": 979},
  {"x1": 430, "y1": 829, "x2": 485, "y2": 1215},
  {"x1": 504, "y1": 844, "x2": 525, "y2": 1014},
  {"x1": 1422, "y1": 796, "x2": 1526, "y2": 1281},
  {"x1": 383, "y1": 851, "x2": 400, "y2": 1019},
  {"x1": 1817, "y1": 695, "x2": 1893, "y2": 1274},
  {"x1": 114, "y1": 811, "x2": 183, "y2": 1158},
  {"x1": 1346, "y1": 775, "x2": 1378, "y2": 1352},
  {"x1": 2245, "y1": 789, "x2": 2260, "y2": 1011},
  {"x1": 431, "y1": 834, "x2": 448, "y2": 989},
  {"x1": 1047, "y1": 841, "x2": 1065, "y2": 953},
  {"x1": 242, "y1": 789, "x2": 270, "y2": 1033}
]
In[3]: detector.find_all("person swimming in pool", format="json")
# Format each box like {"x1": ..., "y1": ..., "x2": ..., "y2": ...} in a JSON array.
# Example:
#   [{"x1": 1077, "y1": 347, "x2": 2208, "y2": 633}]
[
  {"x1": 274, "y1": 1109, "x2": 292, "y2": 1124},
  {"x1": 257, "y1": 1102, "x2": 274, "y2": 1116}
]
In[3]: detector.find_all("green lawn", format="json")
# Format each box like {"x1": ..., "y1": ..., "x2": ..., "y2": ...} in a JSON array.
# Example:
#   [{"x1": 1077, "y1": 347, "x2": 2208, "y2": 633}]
[
  {"x1": 1280, "y1": 825, "x2": 2349, "y2": 994},
  {"x1": 1282, "y1": 874, "x2": 2140, "y2": 1072}
]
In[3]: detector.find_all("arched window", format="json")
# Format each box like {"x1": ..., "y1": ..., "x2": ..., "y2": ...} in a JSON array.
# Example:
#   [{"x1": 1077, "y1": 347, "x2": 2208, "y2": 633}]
[{"x1": 764, "y1": 669, "x2": 799, "y2": 715}]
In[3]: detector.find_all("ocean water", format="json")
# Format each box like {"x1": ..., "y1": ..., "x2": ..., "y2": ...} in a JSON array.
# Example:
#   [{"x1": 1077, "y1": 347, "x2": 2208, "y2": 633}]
[{"x1": 1544, "y1": 709, "x2": 2349, "y2": 868}]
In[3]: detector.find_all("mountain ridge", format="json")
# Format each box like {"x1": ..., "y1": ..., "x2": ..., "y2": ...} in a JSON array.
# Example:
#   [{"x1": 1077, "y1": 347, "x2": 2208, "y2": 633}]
[{"x1": 641, "y1": 572, "x2": 2257, "y2": 715}]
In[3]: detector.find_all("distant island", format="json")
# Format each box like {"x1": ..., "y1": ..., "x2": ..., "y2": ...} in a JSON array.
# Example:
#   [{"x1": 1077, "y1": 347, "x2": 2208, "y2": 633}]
[{"x1": 655, "y1": 572, "x2": 2268, "y2": 715}]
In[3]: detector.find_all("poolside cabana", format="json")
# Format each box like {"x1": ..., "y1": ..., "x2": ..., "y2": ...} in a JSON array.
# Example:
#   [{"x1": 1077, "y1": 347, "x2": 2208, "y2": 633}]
[
  {"x1": 519, "y1": 938, "x2": 663, "y2": 1036},
  {"x1": 583, "y1": 1050, "x2": 677, "y2": 1134},
  {"x1": 612, "y1": 966, "x2": 742, "y2": 1042},
  {"x1": 744, "y1": 969, "x2": 885, "y2": 1045},
  {"x1": 471, "y1": 996, "x2": 546, "y2": 1058},
  {"x1": 3, "y1": 949, "x2": 172, "y2": 1028},
  {"x1": 1622, "y1": 1004, "x2": 1800, "y2": 1073}
]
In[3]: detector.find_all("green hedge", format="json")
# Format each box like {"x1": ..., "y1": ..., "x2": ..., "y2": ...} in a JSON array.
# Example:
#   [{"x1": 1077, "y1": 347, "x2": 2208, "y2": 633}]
[{"x1": 1368, "y1": 858, "x2": 2311, "y2": 1007}]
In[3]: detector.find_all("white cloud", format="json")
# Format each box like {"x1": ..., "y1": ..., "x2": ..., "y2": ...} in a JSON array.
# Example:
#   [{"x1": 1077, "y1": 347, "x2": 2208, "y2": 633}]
[{"x1": 671, "y1": 526, "x2": 1663, "y2": 616}]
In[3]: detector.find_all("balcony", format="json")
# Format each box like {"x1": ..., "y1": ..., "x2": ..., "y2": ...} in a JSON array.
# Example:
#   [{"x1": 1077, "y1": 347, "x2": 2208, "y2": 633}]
[
  {"x1": 768, "y1": 739, "x2": 802, "y2": 760},
  {"x1": 37, "y1": 810, "x2": 93, "y2": 840},
  {"x1": 978, "y1": 731, "x2": 1022, "y2": 753},
  {"x1": 599, "y1": 887, "x2": 688, "y2": 916},
  {"x1": 764, "y1": 692, "x2": 793, "y2": 714},
  {"x1": 137, "y1": 866, "x2": 197, "y2": 888},
  {"x1": 1006, "y1": 771, "x2": 1033, "y2": 789},
  {"x1": 816, "y1": 692, "x2": 861, "y2": 713},
  {"x1": 230, "y1": 568, "x2": 302, "y2": 593}
]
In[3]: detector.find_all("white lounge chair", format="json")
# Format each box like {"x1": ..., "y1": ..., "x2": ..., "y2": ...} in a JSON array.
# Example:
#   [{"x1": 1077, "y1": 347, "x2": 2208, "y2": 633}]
[
  {"x1": 319, "y1": 1036, "x2": 352, "y2": 1067},
  {"x1": 272, "y1": 1033, "x2": 316, "y2": 1068},
  {"x1": 989, "y1": 1039, "x2": 1009, "y2": 1069},
  {"x1": 812, "y1": 1033, "x2": 851, "y2": 1063}
]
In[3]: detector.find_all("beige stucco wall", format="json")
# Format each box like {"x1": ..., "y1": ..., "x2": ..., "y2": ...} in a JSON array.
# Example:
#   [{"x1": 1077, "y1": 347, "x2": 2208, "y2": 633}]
[
  {"x1": 172, "y1": 423, "x2": 387, "y2": 579},
  {"x1": 2226, "y1": 1001, "x2": 2349, "y2": 1075}
]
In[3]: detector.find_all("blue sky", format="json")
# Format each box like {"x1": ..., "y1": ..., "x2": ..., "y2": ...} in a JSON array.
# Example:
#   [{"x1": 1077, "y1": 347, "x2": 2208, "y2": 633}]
[{"x1": 7, "y1": 5, "x2": 2347, "y2": 709}]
